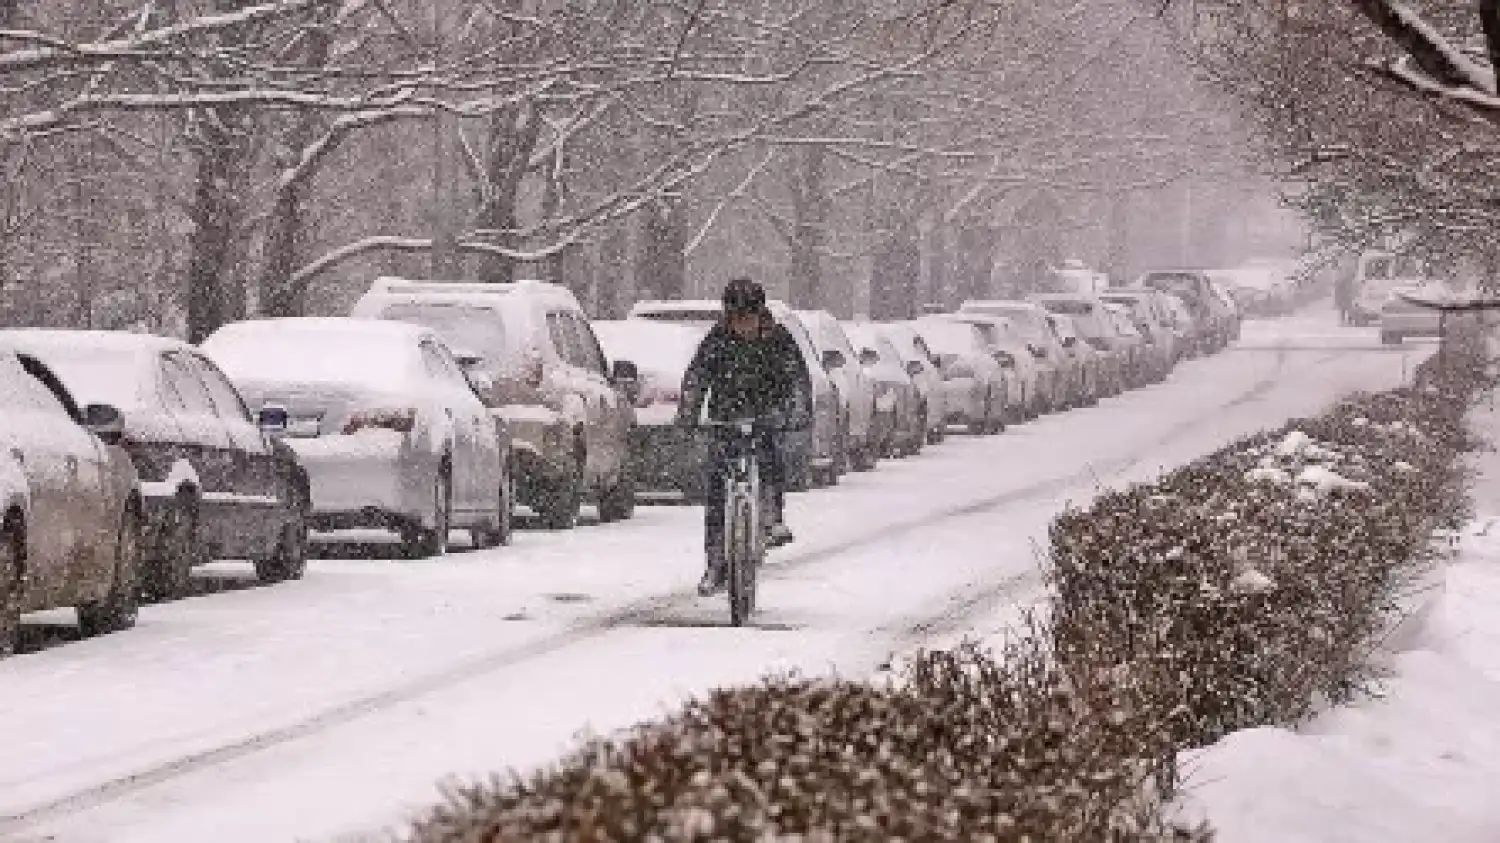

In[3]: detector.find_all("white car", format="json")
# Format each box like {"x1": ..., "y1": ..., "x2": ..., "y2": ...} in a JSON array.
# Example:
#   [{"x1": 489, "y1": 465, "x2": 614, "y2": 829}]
[
  {"x1": 627, "y1": 299, "x2": 842, "y2": 488},
  {"x1": 796, "y1": 309, "x2": 880, "y2": 472},
  {"x1": 910, "y1": 317, "x2": 1008, "y2": 434},
  {"x1": 874, "y1": 322, "x2": 948, "y2": 444},
  {"x1": 200, "y1": 318, "x2": 511, "y2": 559},
  {"x1": 958, "y1": 300, "x2": 1070, "y2": 412},
  {"x1": 936, "y1": 312, "x2": 1046, "y2": 422},
  {"x1": 0, "y1": 348, "x2": 142, "y2": 655},
  {"x1": 842, "y1": 321, "x2": 924, "y2": 458}
]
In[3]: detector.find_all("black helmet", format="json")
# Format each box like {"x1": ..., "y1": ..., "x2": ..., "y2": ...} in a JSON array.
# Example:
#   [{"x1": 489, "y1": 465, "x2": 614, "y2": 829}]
[{"x1": 722, "y1": 277, "x2": 767, "y2": 316}]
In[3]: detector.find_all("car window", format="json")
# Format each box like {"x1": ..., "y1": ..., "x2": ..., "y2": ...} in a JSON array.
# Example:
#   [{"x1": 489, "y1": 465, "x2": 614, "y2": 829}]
[
  {"x1": 420, "y1": 341, "x2": 469, "y2": 392},
  {"x1": 185, "y1": 353, "x2": 253, "y2": 423},
  {"x1": 160, "y1": 353, "x2": 217, "y2": 416},
  {"x1": 11, "y1": 353, "x2": 81, "y2": 421},
  {"x1": 378, "y1": 302, "x2": 508, "y2": 365},
  {"x1": 568, "y1": 314, "x2": 608, "y2": 375},
  {"x1": 545, "y1": 312, "x2": 584, "y2": 369}
]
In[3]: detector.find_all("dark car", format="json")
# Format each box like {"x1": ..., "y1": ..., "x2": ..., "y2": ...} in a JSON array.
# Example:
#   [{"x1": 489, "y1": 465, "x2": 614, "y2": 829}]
[{"x1": 0, "y1": 330, "x2": 310, "y2": 601}]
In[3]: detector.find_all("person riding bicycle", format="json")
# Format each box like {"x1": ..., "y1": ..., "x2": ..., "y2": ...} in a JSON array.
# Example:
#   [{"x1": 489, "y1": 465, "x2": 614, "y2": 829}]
[{"x1": 677, "y1": 278, "x2": 813, "y2": 597}]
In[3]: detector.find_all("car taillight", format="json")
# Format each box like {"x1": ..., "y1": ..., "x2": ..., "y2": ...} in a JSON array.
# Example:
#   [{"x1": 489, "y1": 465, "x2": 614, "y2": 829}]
[{"x1": 343, "y1": 408, "x2": 416, "y2": 435}]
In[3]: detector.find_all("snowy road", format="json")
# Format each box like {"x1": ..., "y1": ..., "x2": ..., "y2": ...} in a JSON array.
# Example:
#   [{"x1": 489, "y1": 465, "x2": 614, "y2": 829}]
[{"x1": 0, "y1": 310, "x2": 1428, "y2": 843}]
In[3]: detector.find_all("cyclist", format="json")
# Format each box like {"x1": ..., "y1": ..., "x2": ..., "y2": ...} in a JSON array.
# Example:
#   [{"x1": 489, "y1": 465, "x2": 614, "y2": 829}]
[{"x1": 677, "y1": 278, "x2": 813, "y2": 596}]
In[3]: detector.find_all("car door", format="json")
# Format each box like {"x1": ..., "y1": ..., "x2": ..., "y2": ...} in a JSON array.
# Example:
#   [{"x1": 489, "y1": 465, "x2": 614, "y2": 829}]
[
  {"x1": 184, "y1": 352, "x2": 285, "y2": 558},
  {"x1": 419, "y1": 339, "x2": 490, "y2": 517},
  {"x1": 568, "y1": 313, "x2": 628, "y2": 482},
  {"x1": 1, "y1": 353, "x2": 102, "y2": 602},
  {"x1": 158, "y1": 351, "x2": 236, "y2": 559},
  {"x1": 544, "y1": 311, "x2": 605, "y2": 481}
]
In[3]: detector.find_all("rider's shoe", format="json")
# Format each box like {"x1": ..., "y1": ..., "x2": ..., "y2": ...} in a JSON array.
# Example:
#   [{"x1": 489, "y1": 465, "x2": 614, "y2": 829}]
[
  {"x1": 697, "y1": 564, "x2": 726, "y2": 596},
  {"x1": 766, "y1": 521, "x2": 794, "y2": 548}
]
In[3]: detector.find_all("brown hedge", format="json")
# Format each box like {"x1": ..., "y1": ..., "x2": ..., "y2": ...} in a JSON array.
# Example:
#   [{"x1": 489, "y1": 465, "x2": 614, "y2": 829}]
[{"x1": 399, "y1": 327, "x2": 1487, "y2": 843}]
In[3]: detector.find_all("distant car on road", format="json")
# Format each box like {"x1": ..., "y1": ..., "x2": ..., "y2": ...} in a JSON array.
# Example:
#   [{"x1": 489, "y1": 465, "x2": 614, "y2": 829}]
[
  {"x1": 201, "y1": 318, "x2": 512, "y2": 559},
  {"x1": 0, "y1": 330, "x2": 310, "y2": 600},
  {"x1": 0, "y1": 348, "x2": 142, "y2": 656}
]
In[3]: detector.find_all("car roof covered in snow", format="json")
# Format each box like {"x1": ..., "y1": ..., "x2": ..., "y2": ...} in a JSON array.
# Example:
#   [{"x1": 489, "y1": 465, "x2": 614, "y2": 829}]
[
  {"x1": 0, "y1": 328, "x2": 189, "y2": 357},
  {"x1": 357, "y1": 276, "x2": 580, "y2": 307},
  {"x1": 591, "y1": 319, "x2": 704, "y2": 377}
]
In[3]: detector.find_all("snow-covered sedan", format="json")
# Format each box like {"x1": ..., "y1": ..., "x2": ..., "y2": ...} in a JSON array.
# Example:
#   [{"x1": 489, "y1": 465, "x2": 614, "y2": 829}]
[
  {"x1": 842, "y1": 321, "x2": 923, "y2": 458},
  {"x1": 937, "y1": 312, "x2": 1045, "y2": 422},
  {"x1": 796, "y1": 309, "x2": 880, "y2": 472},
  {"x1": 590, "y1": 319, "x2": 715, "y2": 500},
  {"x1": 0, "y1": 348, "x2": 142, "y2": 656},
  {"x1": 874, "y1": 322, "x2": 948, "y2": 445},
  {"x1": 0, "y1": 330, "x2": 311, "y2": 600},
  {"x1": 910, "y1": 317, "x2": 1008, "y2": 435},
  {"x1": 200, "y1": 318, "x2": 511, "y2": 559},
  {"x1": 957, "y1": 300, "x2": 1069, "y2": 413}
]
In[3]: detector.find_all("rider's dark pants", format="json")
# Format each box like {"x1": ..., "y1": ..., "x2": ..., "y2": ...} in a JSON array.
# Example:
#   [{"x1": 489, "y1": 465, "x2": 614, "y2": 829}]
[{"x1": 702, "y1": 430, "x2": 784, "y2": 561}]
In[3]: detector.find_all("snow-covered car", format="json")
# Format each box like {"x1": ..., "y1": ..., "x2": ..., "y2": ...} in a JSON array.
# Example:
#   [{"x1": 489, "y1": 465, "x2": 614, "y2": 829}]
[
  {"x1": 0, "y1": 348, "x2": 142, "y2": 656},
  {"x1": 957, "y1": 300, "x2": 1070, "y2": 412},
  {"x1": 590, "y1": 319, "x2": 713, "y2": 500},
  {"x1": 1136, "y1": 269, "x2": 1235, "y2": 353},
  {"x1": 1044, "y1": 313, "x2": 1102, "y2": 406},
  {"x1": 796, "y1": 309, "x2": 880, "y2": 472},
  {"x1": 1379, "y1": 282, "x2": 1447, "y2": 345},
  {"x1": 874, "y1": 321, "x2": 948, "y2": 444},
  {"x1": 1097, "y1": 288, "x2": 1176, "y2": 381},
  {"x1": 1099, "y1": 303, "x2": 1151, "y2": 389},
  {"x1": 1208, "y1": 266, "x2": 1296, "y2": 317},
  {"x1": 350, "y1": 278, "x2": 634, "y2": 530},
  {"x1": 0, "y1": 330, "x2": 310, "y2": 601},
  {"x1": 910, "y1": 317, "x2": 1007, "y2": 434},
  {"x1": 842, "y1": 322, "x2": 923, "y2": 458},
  {"x1": 627, "y1": 299, "x2": 841, "y2": 488},
  {"x1": 1158, "y1": 293, "x2": 1200, "y2": 361},
  {"x1": 934, "y1": 313, "x2": 1042, "y2": 422},
  {"x1": 200, "y1": 318, "x2": 511, "y2": 559},
  {"x1": 1031, "y1": 294, "x2": 1127, "y2": 396}
]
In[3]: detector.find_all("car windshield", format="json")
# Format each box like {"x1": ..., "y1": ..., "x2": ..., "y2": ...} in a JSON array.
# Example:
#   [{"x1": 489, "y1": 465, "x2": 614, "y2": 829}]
[{"x1": 376, "y1": 302, "x2": 508, "y2": 364}]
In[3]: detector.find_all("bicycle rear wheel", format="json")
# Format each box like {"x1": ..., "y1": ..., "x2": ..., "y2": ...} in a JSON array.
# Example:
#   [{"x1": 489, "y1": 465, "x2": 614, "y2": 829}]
[{"x1": 726, "y1": 495, "x2": 756, "y2": 626}]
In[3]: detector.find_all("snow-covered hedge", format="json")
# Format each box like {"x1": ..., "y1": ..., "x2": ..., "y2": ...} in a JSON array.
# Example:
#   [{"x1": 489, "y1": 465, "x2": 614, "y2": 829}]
[
  {"x1": 1049, "y1": 319, "x2": 1487, "y2": 793},
  {"x1": 399, "y1": 325, "x2": 1490, "y2": 843}
]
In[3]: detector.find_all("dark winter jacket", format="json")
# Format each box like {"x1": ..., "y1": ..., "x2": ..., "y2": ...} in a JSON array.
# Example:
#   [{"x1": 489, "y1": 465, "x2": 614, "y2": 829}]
[{"x1": 678, "y1": 315, "x2": 813, "y2": 429}]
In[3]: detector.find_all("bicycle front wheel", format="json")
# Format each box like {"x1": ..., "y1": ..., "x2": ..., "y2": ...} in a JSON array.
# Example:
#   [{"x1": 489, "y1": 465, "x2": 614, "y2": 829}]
[{"x1": 726, "y1": 495, "x2": 757, "y2": 626}]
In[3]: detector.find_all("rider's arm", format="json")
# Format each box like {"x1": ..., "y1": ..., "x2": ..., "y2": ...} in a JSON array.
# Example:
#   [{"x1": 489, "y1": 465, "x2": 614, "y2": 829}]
[
  {"x1": 677, "y1": 328, "x2": 721, "y2": 425},
  {"x1": 772, "y1": 325, "x2": 814, "y2": 429}
]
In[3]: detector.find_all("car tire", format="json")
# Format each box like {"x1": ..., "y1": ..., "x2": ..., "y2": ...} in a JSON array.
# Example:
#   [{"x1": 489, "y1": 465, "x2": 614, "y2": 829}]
[
  {"x1": 533, "y1": 466, "x2": 582, "y2": 530},
  {"x1": 786, "y1": 445, "x2": 813, "y2": 492},
  {"x1": 472, "y1": 476, "x2": 514, "y2": 548},
  {"x1": 401, "y1": 468, "x2": 451, "y2": 559},
  {"x1": 0, "y1": 514, "x2": 22, "y2": 657},
  {"x1": 78, "y1": 505, "x2": 142, "y2": 638},
  {"x1": 831, "y1": 414, "x2": 850, "y2": 476},
  {"x1": 143, "y1": 493, "x2": 200, "y2": 603},
  {"x1": 597, "y1": 465, "x2": 636, "y2": 524},
  {"x1": 256, "y1": 488, "x2": 309, "y2": 583}
]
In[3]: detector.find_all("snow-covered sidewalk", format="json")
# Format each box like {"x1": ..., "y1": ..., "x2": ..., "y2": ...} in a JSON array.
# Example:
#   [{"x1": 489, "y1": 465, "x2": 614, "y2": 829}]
[{"x1": 1177, "y1": 394, "x2": 1500, "y2": 843}]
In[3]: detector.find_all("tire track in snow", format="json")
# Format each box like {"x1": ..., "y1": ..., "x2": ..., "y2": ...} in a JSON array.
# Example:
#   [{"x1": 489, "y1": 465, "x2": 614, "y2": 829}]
[{"x1": 0, "y1": 344, "x2": 1333, "y2": 834}]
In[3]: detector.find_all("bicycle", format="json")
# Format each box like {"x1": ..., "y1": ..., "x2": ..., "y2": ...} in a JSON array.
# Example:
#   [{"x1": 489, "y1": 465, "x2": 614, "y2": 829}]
[{"x1": 701, "y1": 417, "x2": 775, "y2": 626}]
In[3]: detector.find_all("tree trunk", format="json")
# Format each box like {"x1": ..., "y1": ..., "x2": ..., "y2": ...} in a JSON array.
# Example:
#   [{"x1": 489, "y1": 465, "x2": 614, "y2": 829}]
[
  {"x1": 474, "y1": 103, "x2": 540, "y2": 283},
  {"x1": 260, "y1": 24, "x2": 332, "y2": 318},
  {"x1": 870, "y1": 209, "x2": 920, "y2": 320},
  {"x1": 787, "y1": 145, "x2": 828, "y2": 309},
  {"x1": 186, "y1": 0, "x2": 255, "y2": 342},
  {"x1": 635, "y1": 199, "x2": 687, "y2": 300}
]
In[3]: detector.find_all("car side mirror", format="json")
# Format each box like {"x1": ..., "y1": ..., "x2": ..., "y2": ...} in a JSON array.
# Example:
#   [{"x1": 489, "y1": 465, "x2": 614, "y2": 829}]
[
  {"x1": 904, "y1": 359, "x2": 924, "y2": 377},
  {"x1": 83, "y1": 403, "x2": 125, "y2": 445},
  {"x1": 453, "y1": 349, "x2": 485, "y2": 370},
  {"x1": 1062, "y1": 335, "x2": 1078, "y2": 348},
  {"x1": 857, "y1": 348, "x2": 880, "y2": 367},
  {"x1": 257, "y1": 404, "x2": 290, "y2": 435},
  {"x1": 610, "y1": 359, "x2": 641, "y2": 403},
  {"x1": 992, "y1": 350, "x2": 1016, "y2": 369},
  {"x1": 1029, "y1": 344, "x2": 1046, "y2": 360},
  {"x1": 464, "y1": 369, "x2": 495, "y2": 401},
  {"x1": 821, "y1": 349, "x2": 846, "y2": 371}
]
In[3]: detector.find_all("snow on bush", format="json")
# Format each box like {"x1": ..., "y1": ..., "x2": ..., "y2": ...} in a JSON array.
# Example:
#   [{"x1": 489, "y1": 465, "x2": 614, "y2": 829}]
[{"x1": 397, "y1": 323, "x2": 1490, "y2": 843}]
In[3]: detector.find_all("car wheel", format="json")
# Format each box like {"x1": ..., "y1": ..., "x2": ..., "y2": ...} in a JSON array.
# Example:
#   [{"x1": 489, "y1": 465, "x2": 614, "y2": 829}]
[
  {"x1": 851, "y1": 438, "x2": 878, "y2": 471},
  {"x1": 831, "y1": 415, "x2": 850, "y2": 476},
  {"x1": 143, "y1": 493, "x2": 200, "y2": 602},
  {"x1": 0, "y1": 514, "x2": 22, "y2": 657},
  {"x1": 472, "y1": 475, "x2": 514, "y2": 548},
  {"x1": 256, "y1": 489, "x2": 308, "y2": 583},
  {"x1": 786, "y1": 444, "x2": 813, "y2": 492},
  {"x1": 597, "y1": 464, "x2": 637, "y2": 523},
  {"x1": 79, "y1": 505, "x2": 142, "y2": 637},
  {"x1": 533, "y1": 464, "x2": 582, "y2": 530},
  {"x1": 401, "y1": 468, "x2": 451, "y2": 559}
]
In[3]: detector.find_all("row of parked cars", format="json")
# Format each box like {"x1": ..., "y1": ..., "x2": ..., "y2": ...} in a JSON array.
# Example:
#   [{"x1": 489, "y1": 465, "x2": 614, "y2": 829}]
[{"x1": 0, "y1": 269, "x2": 1245, "y2": 657}]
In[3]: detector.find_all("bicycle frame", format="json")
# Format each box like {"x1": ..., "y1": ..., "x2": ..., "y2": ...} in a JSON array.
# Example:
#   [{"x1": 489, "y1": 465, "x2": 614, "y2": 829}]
[{"x1": 702, "y1": 418, "x2": 768, "y2": 626}]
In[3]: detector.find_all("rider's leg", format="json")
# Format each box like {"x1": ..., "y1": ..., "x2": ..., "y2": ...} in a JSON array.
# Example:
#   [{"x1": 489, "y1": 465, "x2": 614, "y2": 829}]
[
  {"x1": 699, "y1": 435, "x2": 729, "y2": 596},
  {"x1": 761, "y1": 433, "x2": 793, "y2": 546}
]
